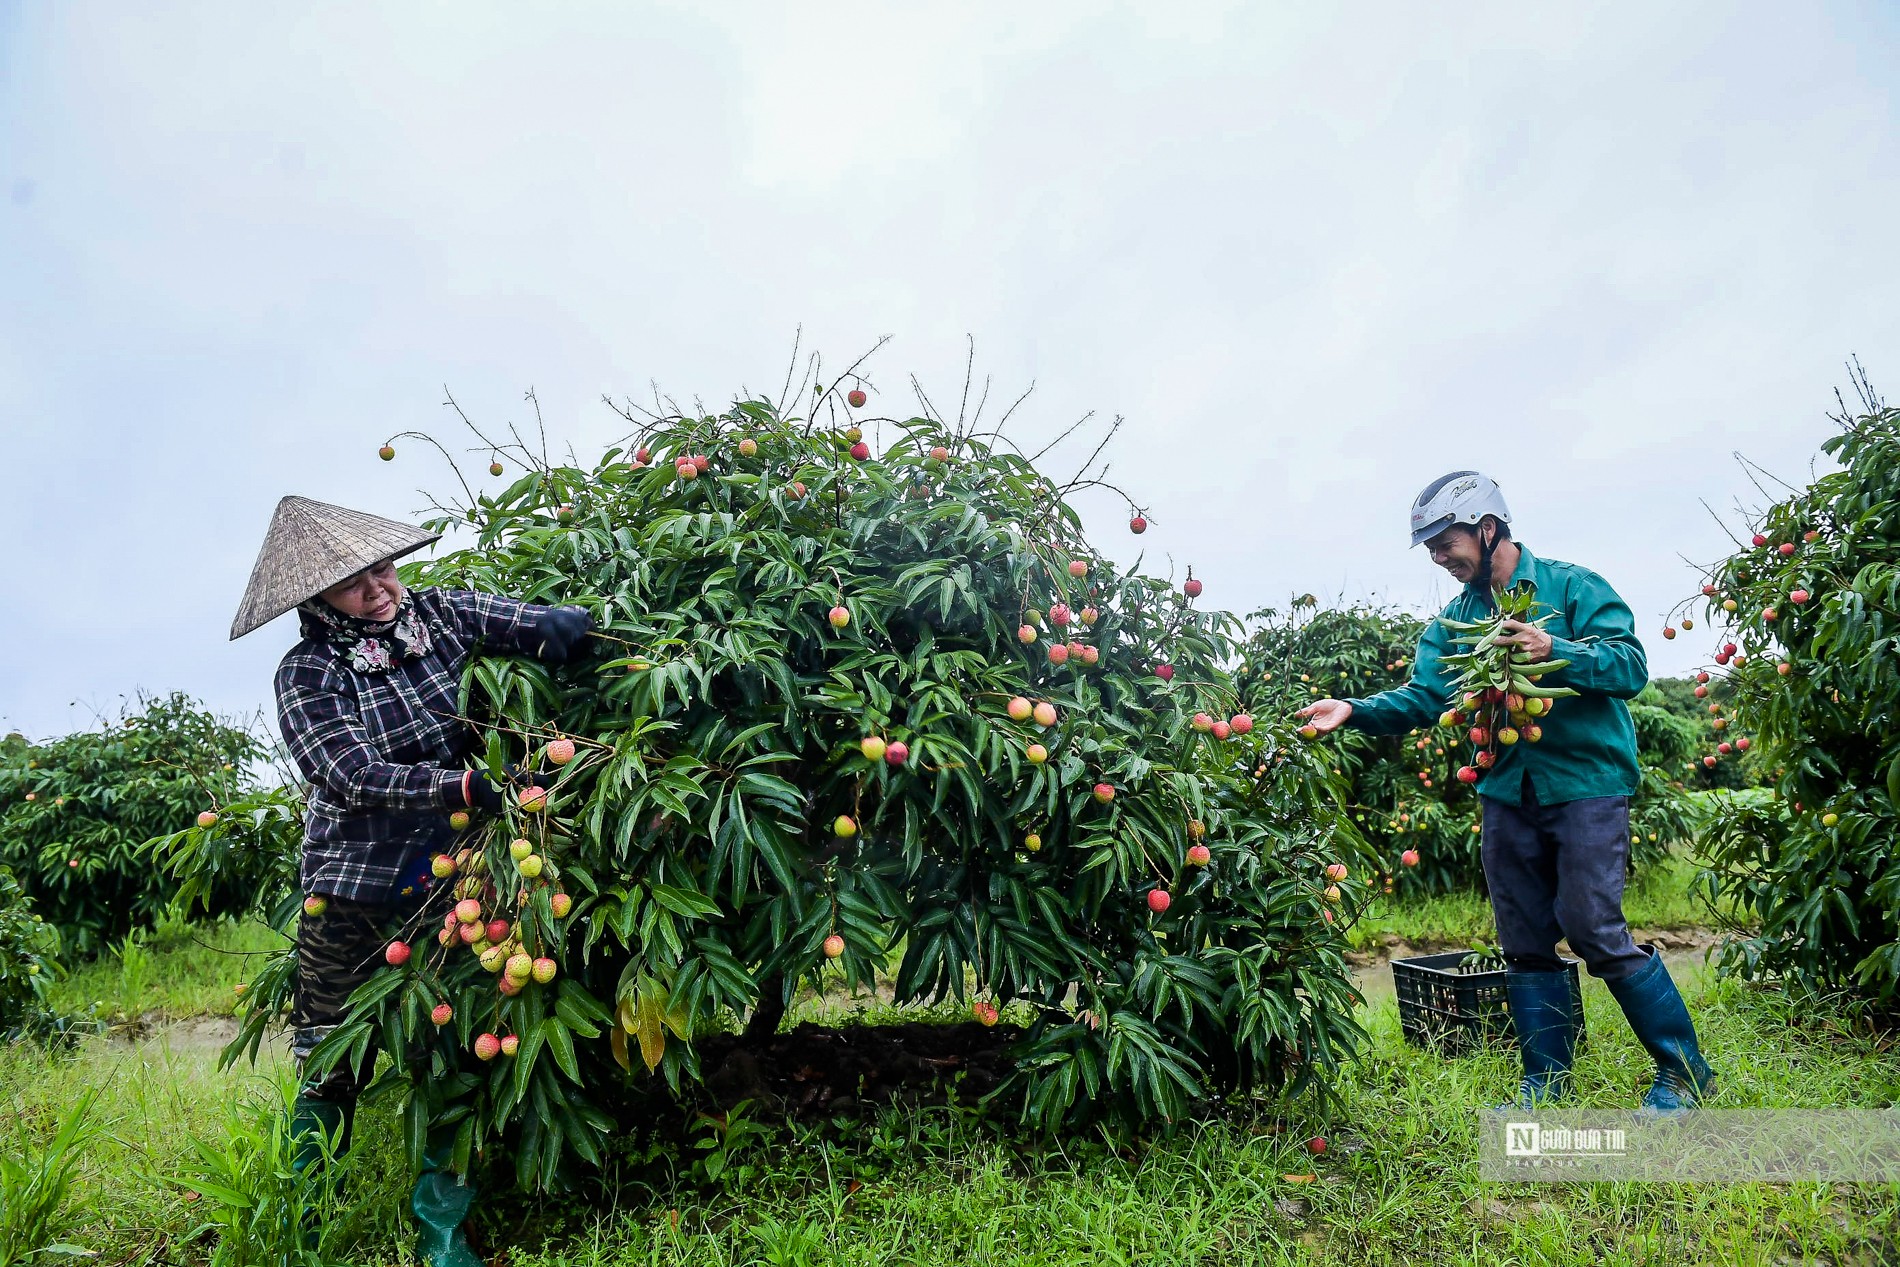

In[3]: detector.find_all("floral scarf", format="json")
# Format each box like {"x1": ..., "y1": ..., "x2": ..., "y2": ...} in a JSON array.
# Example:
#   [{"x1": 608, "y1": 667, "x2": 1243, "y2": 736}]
[{"x1": 296, "y1": 592, "x2": 434, "y2": 674}]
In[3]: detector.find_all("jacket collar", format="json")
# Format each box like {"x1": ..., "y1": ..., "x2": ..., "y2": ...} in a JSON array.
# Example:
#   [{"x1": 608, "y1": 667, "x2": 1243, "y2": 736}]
[{"x1": 1464, "y1": 542, "x2": 1538, "y2": 605}]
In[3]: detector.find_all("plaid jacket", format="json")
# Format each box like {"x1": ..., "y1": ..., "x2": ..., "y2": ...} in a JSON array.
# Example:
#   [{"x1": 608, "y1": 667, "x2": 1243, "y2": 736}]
[{"x1": 276, "y1": 587, "x2": 553, "y2": 901}]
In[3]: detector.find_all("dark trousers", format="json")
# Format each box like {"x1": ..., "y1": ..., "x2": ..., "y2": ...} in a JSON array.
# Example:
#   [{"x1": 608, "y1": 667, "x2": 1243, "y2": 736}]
[
  {"x1": 291, "y1": 895, "x2": 400, "y2": 1102},
  {"x1": 1480, "y1": 779, "x2": 1648, "y2": 982}
]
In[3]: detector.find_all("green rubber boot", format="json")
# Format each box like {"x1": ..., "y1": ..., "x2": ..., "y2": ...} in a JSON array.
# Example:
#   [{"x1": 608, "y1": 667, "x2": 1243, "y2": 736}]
[
  {"x1": 1606, "y1": 946, "x2": 1716, "y2": 1123},
  {"x1": 289, "y1": 1093, "x2": 350, "y2": 1176},
  {"x1": 1493, "y1": 970, "x2": 1577, "y2": 1113},
  {"x1": 411, "y1": 1143, "x2": 484, "y2": 1267}
]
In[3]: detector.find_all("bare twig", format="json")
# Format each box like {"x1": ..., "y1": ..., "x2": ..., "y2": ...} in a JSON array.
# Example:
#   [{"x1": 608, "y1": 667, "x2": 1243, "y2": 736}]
[
  {"x1": 1028, "y1": 409, "x2": 1096, "y2": 466},
  {"x1": 776, "y1": 325, "x2": 805, "y2": 419}
]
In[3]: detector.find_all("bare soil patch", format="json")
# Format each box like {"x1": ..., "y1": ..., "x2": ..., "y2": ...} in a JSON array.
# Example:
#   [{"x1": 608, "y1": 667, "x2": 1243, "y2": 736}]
[{"x1": 691, "y1": 1019, "x2": 1024, "y2": 1117}]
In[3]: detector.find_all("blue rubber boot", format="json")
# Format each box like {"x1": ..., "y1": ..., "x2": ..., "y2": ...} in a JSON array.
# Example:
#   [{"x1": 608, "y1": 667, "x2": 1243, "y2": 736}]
[
  {"x1": 1494, "y1": 970, "x2": 1576, "y2": 1112},
  {"x1": 411, "y1": 1140, "x2": 484, "y2": 1267},
  {"x1": 1605, "y1": 946, "x2": 1715, "y2": 1123}
]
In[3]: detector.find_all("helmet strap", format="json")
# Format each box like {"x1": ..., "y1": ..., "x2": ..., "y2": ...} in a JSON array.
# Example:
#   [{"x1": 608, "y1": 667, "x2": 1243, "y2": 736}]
[{"x1": 1475, "y1": 520, "x2": 1502, "y2": 604}]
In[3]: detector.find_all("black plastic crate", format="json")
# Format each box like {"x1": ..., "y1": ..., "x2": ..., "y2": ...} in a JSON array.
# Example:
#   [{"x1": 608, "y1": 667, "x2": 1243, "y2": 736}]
[{"x1": 1392, "y1": 948, "x2": 1591, "y2": 1056}]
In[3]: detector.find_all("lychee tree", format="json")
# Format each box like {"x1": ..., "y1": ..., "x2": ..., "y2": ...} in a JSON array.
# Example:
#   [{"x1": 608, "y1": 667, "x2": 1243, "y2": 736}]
[
  {"x1": 0, "y1": 693, "x2": 274, "y2": 957},
  {"x1": 231, "y1": 380, "x2": 1373, "y2": 1188},
  {"x1": 0, "y1": 866, "x2": 65, "y2": 1041},
  {"x1": 1641, "y1": 675, "x2": 1766, "y2": 793},
  {"x1": 1686, "y1": 376, "x2": 1900, "y2": 1003},
  {"x1": 1236, "y1": 601, "x2": 1481, "y2": 895}
]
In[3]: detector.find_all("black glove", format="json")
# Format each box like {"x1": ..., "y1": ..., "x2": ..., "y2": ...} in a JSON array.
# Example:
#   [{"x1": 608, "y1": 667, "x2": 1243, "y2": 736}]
[
  {"x1": 456, "y1": 763, "x2": 543, "y2": 814},
  {"x1": 458, "y1": 771, "x2": 505, "y2": 814},
  {"x1": 532, "y1": 606, "x2": 595, "y2": 665}
]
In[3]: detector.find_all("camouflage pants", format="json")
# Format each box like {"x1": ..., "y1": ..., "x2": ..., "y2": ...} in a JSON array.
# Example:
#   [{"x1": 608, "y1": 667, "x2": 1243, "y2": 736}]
[{"x1": 291, "y1": 895, "x2": 402, "y2": 1103}]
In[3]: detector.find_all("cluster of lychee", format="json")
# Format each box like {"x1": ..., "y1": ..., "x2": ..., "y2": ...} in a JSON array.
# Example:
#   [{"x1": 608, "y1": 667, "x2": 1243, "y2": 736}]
[
  {"x1": 1141, "y1": 816, "x2": 1219, "y2": 917},
  {"x1": 1016, "y1": 564, "x2": 1204, "y2": 672},
  {"x1": 1002, "y1": 694, "x2": 1063, "y2": 764},
  {"x1": 1690, "y1": 670, "x2": 1753, "y2": 769},
  {"x1": 1665, "y1": 532, "x2": 1816, "y2": 645},
  {"x1": 1679, "y1": 526, "x2": 1815, "y2": 766},
  {"x1": 857, "y1": 734, "x2": 910, "y2": 767},
  {"x1": 472, "y1": 1031, "x2": 521, "y2": 1061},
  {"x1": 1017, "y1": 563, "x2": 1109, "y2": 666},
  {"x1": 1404, "y1": 733, "x2": 1455, "y2": 793},
  {"x1": 377, "y1": 829, "x2": 577, "y2": 1015},
  {"x1": 814, "y1": 730, "x2": 920, "y2": 948},
  {"x1": 427, "y1": 845, "x2": 572, "y2": 989},
  {"x1": 1314, "y1": 861, "x2": 1352, "y2": 925},
  {"x1": 1439, "y1": 686, "x2": 1548, "y2": 783},
  {"x1": 1378, "y1": 808, "x2": 1431, "y2": 870},
  {"x1": 837, "y1": 425, "x2": 871, "y2": 462},
  {"x1": 1189, "y1": 710, "x2": 1255, "y2": 741}
]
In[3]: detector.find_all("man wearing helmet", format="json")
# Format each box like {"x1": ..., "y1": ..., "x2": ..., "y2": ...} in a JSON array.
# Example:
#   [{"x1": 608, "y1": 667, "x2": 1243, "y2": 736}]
[{"x1": 1297, "y1": 472, "x2": 1716, "y2": 1121}]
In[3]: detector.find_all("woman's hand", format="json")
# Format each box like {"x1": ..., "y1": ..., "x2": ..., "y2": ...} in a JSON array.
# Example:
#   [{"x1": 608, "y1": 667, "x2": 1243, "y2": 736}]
[
  {"x1": 533, "y1": 607, "x2": 595, "y2": 664},
  {"x1": 462, "y1": 773, "x2": 505, "y2": 813},
  {"x1": 456, "y1": 763, "x2": 545, "y2": 814}
]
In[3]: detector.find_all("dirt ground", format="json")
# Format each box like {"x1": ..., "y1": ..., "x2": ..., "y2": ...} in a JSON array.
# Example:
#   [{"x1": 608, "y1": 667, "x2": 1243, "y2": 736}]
[{"x1": 691, "y1": 1019, "x2": 1024, "y2": 1117}]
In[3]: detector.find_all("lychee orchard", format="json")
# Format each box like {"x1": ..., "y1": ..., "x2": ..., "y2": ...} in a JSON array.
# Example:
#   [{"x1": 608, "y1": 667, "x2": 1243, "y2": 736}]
[
  {"x1": 231, "y1": 386, "x2": 1372, "y2": 1188},
  {"x1": 1676, "y1": 382, "x2": 1900, "y2": 1004}
]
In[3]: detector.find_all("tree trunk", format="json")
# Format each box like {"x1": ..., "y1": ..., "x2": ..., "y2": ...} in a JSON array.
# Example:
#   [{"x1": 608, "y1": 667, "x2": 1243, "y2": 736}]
[{"x1": 744, "y1": 973, "x2": 786, "y2": 1043}]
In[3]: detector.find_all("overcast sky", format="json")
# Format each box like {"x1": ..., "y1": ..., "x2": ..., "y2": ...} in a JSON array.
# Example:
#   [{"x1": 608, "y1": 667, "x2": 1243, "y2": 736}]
[{"x1": 2, "y1": 2, "x2": 1895, "y2": 741}]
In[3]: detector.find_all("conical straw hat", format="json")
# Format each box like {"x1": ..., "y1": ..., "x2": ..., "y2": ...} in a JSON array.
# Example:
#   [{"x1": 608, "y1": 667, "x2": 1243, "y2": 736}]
[{"x1": 229, "y1": 496, "x2": 441, "y2": 639}]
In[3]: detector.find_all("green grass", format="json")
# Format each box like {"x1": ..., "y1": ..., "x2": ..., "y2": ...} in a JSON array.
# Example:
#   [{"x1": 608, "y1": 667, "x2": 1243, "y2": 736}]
[
  {"x1": 0, "y1": 1030, "x2": 413, "y2": 1265},
  {"x1": 4, "y1": 877, "x2": 1895, "y2": 1266},
  {"x1": 485, "y1": 967, "x2": 1900, "y2": 1267},
  {"x1": 46, "y1": 915, "x2": 287, "y2": 1024}
]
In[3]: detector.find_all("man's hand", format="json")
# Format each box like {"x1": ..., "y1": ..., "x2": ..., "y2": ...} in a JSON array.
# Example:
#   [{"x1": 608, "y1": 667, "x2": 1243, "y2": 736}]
[
  {"x1": 1295, "y1": 699, "x2": 1353, "y2": 734},
  {"x1": 1496, "y1": 619, "x2": 1554, "y2": 662}
]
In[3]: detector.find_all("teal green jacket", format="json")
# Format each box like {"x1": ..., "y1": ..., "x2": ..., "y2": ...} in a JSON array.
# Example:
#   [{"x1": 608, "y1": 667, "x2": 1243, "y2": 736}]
[{"x1": 1343, "y1": 544, "x2": 1646, "y2": 807}]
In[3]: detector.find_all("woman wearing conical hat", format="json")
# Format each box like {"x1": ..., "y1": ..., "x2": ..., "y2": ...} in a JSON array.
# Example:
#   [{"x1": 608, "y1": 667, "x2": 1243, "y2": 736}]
[{"x1": 232, "y1": 495, "x2": 593, "y2": 1267}]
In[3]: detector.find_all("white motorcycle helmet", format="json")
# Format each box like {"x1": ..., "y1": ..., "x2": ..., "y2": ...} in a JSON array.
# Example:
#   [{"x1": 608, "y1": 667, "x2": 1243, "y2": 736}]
[{"x1": 1409, "y1": 471, "x2": 1512, "y2": 549}]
